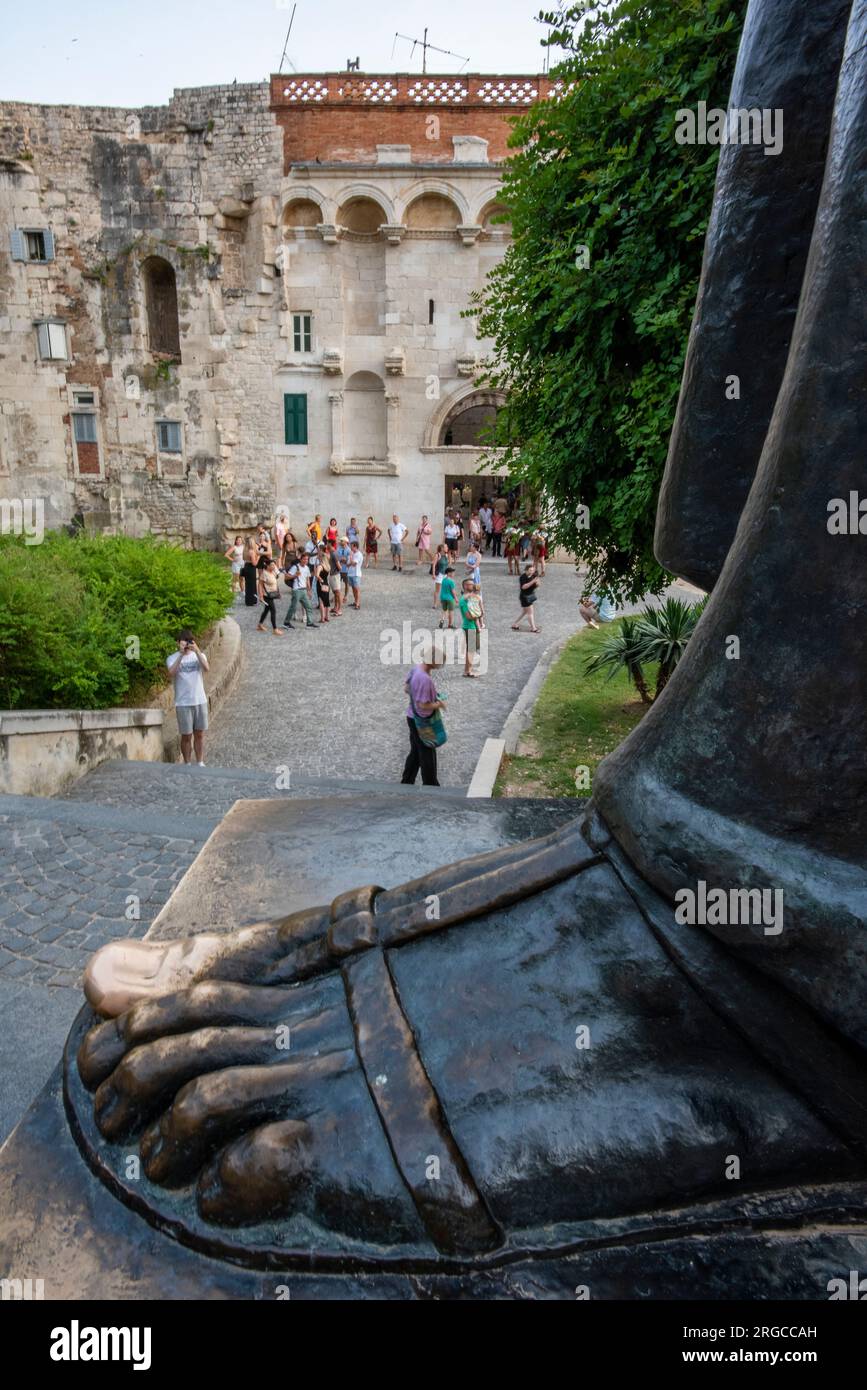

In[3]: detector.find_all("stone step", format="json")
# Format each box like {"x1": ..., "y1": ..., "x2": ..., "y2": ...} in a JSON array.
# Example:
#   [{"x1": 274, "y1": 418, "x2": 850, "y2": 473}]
[
  {"x1": 62, "y1": 759, "x2": 469, "y2": 819},
  {"x1": 0, "y1": 791, "x2": 218, "y2": 840}
]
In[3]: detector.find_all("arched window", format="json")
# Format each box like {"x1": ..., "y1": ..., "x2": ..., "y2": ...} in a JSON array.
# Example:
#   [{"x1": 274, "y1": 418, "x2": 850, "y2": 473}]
[
  {"x1": 405, "y1": 193, "x2": 462, "y2": 232},
  {"x1": 440, "y1": 391, "x2": 503, "y2": 446},
  {"x1": 336, "y1": 197, "x2": 387, "y2": 234},
  {"x1": 142, "y1": 256, "x2": 180, "y2": 357}
]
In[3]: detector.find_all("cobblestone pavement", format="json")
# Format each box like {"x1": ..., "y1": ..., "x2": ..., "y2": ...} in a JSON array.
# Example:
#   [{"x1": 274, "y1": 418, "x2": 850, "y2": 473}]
[
  {"x1": 206, "y1": 559, "x2": 693, "y2": 786},
  {"x1": 0, "y1": 797, "x2": 213, "y2": 1141},
  {"x1": 0, "y1": 797, "x2": 211, "y2": 990}
]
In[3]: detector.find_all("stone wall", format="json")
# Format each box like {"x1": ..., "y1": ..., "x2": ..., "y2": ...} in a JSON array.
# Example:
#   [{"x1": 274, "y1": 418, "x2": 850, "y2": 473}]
[
  {"x1": 0, "y1": 82, "x2": 285, "y2": 545},
  {"x1": 0, "y1": 708, "x2": 164, "y2": 797}
]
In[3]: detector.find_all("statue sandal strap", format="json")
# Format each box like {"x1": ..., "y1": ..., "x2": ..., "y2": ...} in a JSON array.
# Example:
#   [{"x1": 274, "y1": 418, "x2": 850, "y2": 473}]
[
  {"x1": 343, "y1": 948, "x2": 502, "y2": 1257},
  {"x1": 327, "y1": 818, "x2": 597, "y2": 960}
]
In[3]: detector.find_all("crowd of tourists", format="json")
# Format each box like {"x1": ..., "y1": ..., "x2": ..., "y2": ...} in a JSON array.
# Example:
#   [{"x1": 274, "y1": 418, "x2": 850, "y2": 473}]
[
  {"x1": 222, "y1": 497, "x2": 552, "y2": 642},
  {"x1": 207, "y1": 498, "x2": 615, "y2": 784}
]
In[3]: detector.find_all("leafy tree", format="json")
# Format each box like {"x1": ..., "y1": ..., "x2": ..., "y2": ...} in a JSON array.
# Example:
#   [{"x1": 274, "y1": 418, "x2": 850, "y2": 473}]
[{"x1": 473, "y1": 0, "x2": 747, "y2": 601}]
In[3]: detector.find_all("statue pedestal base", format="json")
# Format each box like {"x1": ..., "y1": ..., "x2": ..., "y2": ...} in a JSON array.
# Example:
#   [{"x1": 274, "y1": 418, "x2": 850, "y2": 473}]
[{"x1": 3, "y1": 794, "x2": 866, "y2": 1299}]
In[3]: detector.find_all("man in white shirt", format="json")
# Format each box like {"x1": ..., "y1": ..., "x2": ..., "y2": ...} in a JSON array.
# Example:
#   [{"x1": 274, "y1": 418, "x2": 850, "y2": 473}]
[
  {"x1": 388, "y1": 515, "x2": 408, "y2": 572},
  {"x1": 284, "y1": 558, "x2": 319, "y2": 630},
  {"x1": 347, "y1": 541, "x2": 365, "y2": 609},
  {"x1": 479, "y1": 502, "x2": 493, "y2": 551},
  {"x1": 166, "y1": 630, "x2": 210, "y2": 766}
]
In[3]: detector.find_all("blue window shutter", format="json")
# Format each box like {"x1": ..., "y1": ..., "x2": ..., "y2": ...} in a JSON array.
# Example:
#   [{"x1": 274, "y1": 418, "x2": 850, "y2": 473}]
[
  {"x1": 10, "y1": 229, "x2": 26, "y2": 260},
  {"x1": 42, "y1": 229, "x2": 55, "y2": 260}
]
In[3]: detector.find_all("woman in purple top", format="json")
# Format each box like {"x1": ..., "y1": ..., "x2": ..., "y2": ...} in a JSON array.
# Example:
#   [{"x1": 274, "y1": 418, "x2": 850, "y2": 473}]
[{"x1": 401, "y1": 652, "x2": 445, "y2": 787}]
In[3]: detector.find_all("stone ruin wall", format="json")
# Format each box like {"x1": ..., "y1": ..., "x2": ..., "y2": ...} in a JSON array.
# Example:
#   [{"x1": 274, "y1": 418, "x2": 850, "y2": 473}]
[{"x1": 0, "y1": 82, "x2": 286, "y2": 546}]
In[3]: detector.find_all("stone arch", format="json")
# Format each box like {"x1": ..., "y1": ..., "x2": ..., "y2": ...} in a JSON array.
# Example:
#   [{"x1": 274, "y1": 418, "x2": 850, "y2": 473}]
[
  {"x1": 404, "y1": 192, "x2": 463, "y2": 232},
  {"x1": 282, "y1": 196, "x2": 324, "y2": 230},
  {"x1": 141, "y1": 255, "x2": 180, "y2": 357},
  {"x1": 398, "y1": 180, "x2": 470, "y2": 226},
  {"x1": 344, "y1": 370, "x2": 387, "y2": 459},
  {"x1": 335, "y1": 185, "x2": 394, "y2": 233},
  {"x1": 476, "y1": 196, "x2": 512, "y2": 234},
  {"x1": 425, "y1": 385, "x2": 507, "y2": 448}
]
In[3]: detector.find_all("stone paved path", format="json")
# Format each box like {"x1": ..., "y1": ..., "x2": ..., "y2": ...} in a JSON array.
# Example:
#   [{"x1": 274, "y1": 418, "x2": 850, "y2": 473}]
[
  {"x1": 0, "y1": 796, "x2": 212, "y2": 1142},
  {"x1": 207, "y1": 558, "x2": 690, "y2": 786}
]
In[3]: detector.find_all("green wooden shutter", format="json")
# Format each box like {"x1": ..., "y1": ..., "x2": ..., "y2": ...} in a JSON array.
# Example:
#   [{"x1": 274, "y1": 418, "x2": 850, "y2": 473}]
[{"x1": 284, "y1": 393, "x2": 308, "y2": 445}]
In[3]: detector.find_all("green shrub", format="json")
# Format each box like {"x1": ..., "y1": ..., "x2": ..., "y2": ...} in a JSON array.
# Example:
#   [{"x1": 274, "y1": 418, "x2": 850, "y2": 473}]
[
  {"x1": 582, "y1": 596, "x2": 707, "y2": 703},
  {"x1": 0, "y1": 533, "x2": 232, "y2": 710}
]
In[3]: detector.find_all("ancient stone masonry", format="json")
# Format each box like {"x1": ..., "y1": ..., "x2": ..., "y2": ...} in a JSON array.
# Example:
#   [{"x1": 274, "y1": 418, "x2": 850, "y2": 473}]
[{"x1": 0, "y1": 75, "x2": 544, "y2": 547}]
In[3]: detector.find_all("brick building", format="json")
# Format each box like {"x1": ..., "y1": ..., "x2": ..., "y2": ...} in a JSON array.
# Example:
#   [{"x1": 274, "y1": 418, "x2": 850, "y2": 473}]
[{"x1": 0, "y1": 73, "x2": 553, "y2": 546}]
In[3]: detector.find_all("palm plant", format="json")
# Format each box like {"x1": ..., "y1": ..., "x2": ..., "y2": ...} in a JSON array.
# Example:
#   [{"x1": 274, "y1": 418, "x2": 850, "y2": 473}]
[
  {"x1": 635, "y1": 597, "x2": 706, "y2": 699},
  {"x1": 583, "y1": 615, "x2": 653, "y2": 705}
]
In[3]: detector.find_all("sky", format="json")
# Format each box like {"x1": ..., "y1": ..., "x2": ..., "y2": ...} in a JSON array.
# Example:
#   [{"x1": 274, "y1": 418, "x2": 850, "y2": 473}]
[{"x1": 1, "y1": 0, "x2": 565, "y2": 108}]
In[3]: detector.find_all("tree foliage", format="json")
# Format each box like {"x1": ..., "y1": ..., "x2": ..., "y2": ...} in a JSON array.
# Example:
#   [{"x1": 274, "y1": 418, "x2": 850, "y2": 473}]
[{"x1": 473, "y1": 0, "x2": 747, "y2": 600}]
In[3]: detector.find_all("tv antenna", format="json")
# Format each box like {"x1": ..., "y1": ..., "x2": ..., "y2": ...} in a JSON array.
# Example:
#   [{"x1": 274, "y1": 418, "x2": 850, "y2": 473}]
[
  {"x1": 278, "y1": 3, "x2": 298, "y2": 74},
  {"x1": 391, "y1": 29, "x2": 469, "y2": 73}
]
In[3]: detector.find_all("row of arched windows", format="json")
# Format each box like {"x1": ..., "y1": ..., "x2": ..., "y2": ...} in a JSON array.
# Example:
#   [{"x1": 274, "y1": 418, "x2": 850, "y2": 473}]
[
  {"x1": 283, "y1": 194, "x2": 510, "y2": 235},
  {"x1": 137, "y1": 192, "x2": 509, "y2": 359}
]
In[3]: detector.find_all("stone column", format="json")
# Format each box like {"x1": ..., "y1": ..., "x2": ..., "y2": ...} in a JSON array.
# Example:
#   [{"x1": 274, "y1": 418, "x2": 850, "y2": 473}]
[
  {"x1": 386, "y1": 392, "x2": 400, "y2": 472},
  {"x1": 329, "y1": 391, "x2": 344, "y2": 473}
]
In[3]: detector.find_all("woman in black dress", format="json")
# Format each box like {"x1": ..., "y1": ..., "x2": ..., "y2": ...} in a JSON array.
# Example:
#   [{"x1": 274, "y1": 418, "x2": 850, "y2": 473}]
[
  {"x1": 242, "y1": 538, "x2": 259, "y2": 607},
  {"x1": 316, "y1": 557, "x2": 332, "y2": 625},
  {"x1": 512, "y1": 561, "x2": 540, "y2": 633}
]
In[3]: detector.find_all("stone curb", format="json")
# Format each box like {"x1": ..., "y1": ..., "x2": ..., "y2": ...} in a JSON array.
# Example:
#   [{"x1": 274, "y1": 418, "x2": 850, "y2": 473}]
[
  {"x1": 500, "y1": 635, "x2": 569, "y2": 756},
  {"x1": 464, "y1": 635, "x2": 570, "y2": 799},
  {"x1": 162, "y1": 617, "x2": 244, "y2": 764},
  {"x1": 467, "y1": 738, "x2": 506, "y2": 799}
]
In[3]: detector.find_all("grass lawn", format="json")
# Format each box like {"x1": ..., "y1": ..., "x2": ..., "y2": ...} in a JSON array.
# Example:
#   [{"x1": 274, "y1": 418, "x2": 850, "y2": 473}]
[{"x1": 496, "y1": 620, "x2": 655, "y2": 799}]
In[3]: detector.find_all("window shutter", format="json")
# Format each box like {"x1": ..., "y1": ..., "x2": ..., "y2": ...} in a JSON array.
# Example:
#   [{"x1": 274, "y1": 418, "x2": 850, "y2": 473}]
[
  {"x1": 10, "y1": 229, "x2": 27, "y2": 261},
  {"x1": 42, "y1": 229, "x2": 55, "y2": 261},
  {"x1": 48, "y1": 323, "x2": 67, "y2": 358},
  {"x1": 284, "y1": 394, "x2": 308, "y2": 446}
]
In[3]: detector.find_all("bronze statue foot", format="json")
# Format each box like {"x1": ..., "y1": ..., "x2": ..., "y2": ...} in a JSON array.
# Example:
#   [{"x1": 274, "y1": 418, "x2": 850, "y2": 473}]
[{"x1": 70, "y1": 825, "x2": 866, "y2": 1265}]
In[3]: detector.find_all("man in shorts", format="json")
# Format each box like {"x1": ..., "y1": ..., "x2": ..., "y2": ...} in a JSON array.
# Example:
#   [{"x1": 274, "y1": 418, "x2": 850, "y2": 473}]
[
  {"x1": 166, "y1": 630, "x2": 210, "y2": 766},
  {"x1": 347, "y1": 540, "x2": 365, "y2": 609},
  {"x1": 438, "y1": 567, "x2": 458, "y2": 629},
  {"x1": 389, "y1": 515, "x2": 408, "y2": 571}
]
